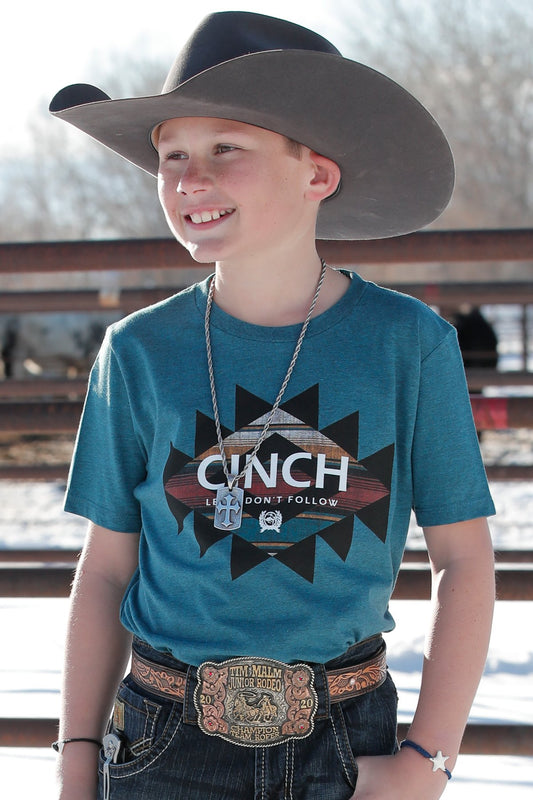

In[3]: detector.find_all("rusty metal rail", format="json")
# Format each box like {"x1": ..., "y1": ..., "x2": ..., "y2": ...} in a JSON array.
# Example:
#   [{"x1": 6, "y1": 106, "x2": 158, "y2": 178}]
[
  {"x1": 465, "y1": 369, "x2": 533, "y2": 390},
  {"x1": 1, "y1": 548, "x2": 531, "y2": 564},
  {"x1": 1, "y1": 717, "x2": 531, "y2": 753},
  {"x1": 0, "y1": 464, "x2": 71, "y2": 480},
  {"x1": 0, "y1": 378, "x2": 88, "y2": 399},
  {"x1": 404, "y1": 549, "x2": 533, "y2": 564},
  {"x1": 1, "y1": 229, "x2": 532, "y2": 274},
  {"x1": 1, "y1": 393, "x2": 531, "y2": 481},
  {"x1": 0, "y1": 563, "x2": 530, "y2": 600},
  {"x1": 2, "y1": 396, "x2": 532, "y2": 434},
  {"x1": 0, "y1": 401, "x2": 82, "y2": 432},
  {"x1": 2, "y1": 370, "x2": 532, "y2": 401},
  {"x1": 395, "y1": 282, "x2": 533, "y2": 307},
  {"x1": 484, "y1": 465, "x2": 533, "y2": 480},
  {"x1": 0, "y1": 287, "x2": 173, "y2": 314},
  {"x1": 1, "y1": 462, "x2": 530, "y2": 481},
  {"x1": 2, "y1": 282, "x2": 533, "y2": 314},
  {"x1": 1, "y1": 230, "x2": 532, "y2": 755},
  {"x1": 0, "y1": 549, "x2": 81, "y2": 563}
]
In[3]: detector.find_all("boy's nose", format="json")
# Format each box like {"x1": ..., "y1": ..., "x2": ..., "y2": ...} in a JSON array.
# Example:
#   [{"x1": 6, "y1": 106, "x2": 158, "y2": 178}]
[{"x1": 176, "y1": 159, "x2": 212, "y2": 195}]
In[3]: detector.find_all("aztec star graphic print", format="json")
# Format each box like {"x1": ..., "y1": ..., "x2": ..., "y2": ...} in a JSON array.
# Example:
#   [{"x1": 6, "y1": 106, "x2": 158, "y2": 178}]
[{"x1": 163, "y1": 385, "x2": 394, "y2": 582}]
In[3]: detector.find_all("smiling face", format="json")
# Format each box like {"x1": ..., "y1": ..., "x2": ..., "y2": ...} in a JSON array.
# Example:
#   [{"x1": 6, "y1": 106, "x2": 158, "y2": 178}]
[{"x1": 156, "y1": 117, "x2": 335, "y2": 265}]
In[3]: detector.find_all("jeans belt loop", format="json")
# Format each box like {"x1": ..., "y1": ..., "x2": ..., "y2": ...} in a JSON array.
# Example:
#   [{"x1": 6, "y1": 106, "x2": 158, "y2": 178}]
[
  {"x1": 314, "y1": 663, "x2": 331, "y2": 721},
  {"x1": 182, "y1": 665, "x2": 199, "y2": 725}
]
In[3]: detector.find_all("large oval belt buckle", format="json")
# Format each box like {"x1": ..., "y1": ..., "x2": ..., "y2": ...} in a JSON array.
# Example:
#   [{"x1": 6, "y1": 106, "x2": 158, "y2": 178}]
[{"x1": 194, "y1": 656, "x2": 318, "y2": 747}]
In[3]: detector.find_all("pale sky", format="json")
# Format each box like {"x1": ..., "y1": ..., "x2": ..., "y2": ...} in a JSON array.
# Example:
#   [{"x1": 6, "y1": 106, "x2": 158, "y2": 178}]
[
  {"x1": 3, "y1": 0, "x2": 529, "y2": 158},
  {"x1": 1, "y1": 0, "x2": 349, "y2": 154}
]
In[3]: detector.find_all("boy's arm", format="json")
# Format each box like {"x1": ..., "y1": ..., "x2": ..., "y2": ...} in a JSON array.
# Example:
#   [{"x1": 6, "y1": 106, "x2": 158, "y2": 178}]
[
  {"x1": 352, "y1": 516, "x2": 495, "y2": 800},
  {"x1": 56, "y1": 523, "x2": 140, "y2": 800}
]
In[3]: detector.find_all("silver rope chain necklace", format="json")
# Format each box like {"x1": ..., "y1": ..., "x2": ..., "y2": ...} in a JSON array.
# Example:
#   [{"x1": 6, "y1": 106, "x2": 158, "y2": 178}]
[{"x1": 205, "y1": 259, "x2": 327, "y2": 531}]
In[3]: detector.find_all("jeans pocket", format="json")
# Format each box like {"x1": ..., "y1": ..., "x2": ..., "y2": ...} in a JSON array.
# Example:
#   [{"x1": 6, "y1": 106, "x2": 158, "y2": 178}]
[
  {"x1": 333, "y1": 672, "x2": 399, "y2": 767},
  {"x1": 97, "y1": 673, "x2": 184, "y2": 794},
  {"x1": 110, "y1": 676, "x2": 167, "y2": 759}
]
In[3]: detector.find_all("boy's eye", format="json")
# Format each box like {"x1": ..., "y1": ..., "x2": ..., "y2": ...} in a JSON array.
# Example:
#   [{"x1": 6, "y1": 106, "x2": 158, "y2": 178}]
[{"x1": 162, "y1": 145, "x2": 238, "y2": 160}]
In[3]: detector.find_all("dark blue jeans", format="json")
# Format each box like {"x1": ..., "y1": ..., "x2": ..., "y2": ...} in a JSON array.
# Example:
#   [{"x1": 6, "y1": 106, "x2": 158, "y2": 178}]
[{"x1": 97, "y1": 636, "x2": 398, "y2": 800}]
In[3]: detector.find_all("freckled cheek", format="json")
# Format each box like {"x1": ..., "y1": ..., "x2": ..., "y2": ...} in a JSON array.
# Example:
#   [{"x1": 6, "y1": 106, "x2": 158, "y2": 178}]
[
  {"x1": 157, "y1": 173, "x2": 168, "y2": 204},
  {"x1": 157, "y1": 174, "x2": 180, "y2": 219}
]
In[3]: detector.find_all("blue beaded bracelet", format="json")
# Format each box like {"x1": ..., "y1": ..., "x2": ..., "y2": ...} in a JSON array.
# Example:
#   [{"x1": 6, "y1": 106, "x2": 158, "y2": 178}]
[{"x1": 400, "y1": 739, "x2": 452, "y2": 780}]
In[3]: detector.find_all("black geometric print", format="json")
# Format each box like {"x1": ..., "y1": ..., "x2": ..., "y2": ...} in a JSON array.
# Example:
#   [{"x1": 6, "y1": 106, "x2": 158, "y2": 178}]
[{"x1": 164, "y1": 385, "x2": 394, "y2": 582}]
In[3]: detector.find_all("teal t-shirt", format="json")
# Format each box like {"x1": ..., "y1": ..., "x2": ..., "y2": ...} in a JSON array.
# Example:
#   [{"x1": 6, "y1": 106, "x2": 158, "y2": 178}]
[{"x1": 64, "y1": 273, "x2": 495, "y2": 665}]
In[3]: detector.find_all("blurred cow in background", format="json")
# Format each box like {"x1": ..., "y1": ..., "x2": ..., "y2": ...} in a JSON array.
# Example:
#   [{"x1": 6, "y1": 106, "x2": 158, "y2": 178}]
[
  {"x1": 452, "y1": 305, "x2": 498, "y2": 372},
  {"x1": 451, "y1": 305, "x2": 498, "y2": 441}
]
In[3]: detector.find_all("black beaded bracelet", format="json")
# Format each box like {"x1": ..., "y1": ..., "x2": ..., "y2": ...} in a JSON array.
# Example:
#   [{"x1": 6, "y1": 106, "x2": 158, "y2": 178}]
[
  {"x1": 52, "y1": 737, "x2": 102, "y2": 754},
  {"x1": 400, "y1": 739, "x2": 452, "y2": 780}
]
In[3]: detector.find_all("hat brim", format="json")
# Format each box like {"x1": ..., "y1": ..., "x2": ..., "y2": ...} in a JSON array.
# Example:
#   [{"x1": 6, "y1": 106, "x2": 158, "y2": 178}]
[{"x1": 50, "y1": 50, "x2": 454, "y2": 240}]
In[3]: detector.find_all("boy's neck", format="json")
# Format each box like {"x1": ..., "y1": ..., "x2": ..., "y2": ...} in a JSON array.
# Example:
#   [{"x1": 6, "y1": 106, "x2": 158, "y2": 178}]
[{"x1": 211, "y1": 251, "x2": 350, "y2": 327}]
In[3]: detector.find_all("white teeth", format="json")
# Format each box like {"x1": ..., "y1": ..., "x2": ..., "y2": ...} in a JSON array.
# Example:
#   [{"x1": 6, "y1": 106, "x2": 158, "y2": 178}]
[{"x1": 189, "y1": 209, "x2": 231, "y2": 224}]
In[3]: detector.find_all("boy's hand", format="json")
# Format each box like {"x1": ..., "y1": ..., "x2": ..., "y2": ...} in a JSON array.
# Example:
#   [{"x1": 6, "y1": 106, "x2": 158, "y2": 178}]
[{"x1": 351, "y1": 749, "x2": 449, "y2": 800}]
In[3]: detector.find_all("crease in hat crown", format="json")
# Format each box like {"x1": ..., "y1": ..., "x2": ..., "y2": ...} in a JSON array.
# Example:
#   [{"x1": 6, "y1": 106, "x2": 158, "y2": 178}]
[{"x1": 49, "y1": 10, "x2": 455, "y2": 240}]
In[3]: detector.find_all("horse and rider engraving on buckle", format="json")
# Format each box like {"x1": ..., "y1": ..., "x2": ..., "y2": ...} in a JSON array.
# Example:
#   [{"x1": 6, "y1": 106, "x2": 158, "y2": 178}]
[{"x1": 194, "y1": 656, "x2": 318, "y2": 747}]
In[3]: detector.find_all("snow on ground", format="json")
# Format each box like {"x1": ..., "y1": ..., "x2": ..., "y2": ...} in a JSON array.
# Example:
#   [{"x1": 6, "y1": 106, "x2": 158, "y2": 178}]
[
  {"x1": 1, "y1": 475, "x2": 532, "y2": 798},
  {"x1": 1, "y1": 474, "x2": 532, "y2": 550}
]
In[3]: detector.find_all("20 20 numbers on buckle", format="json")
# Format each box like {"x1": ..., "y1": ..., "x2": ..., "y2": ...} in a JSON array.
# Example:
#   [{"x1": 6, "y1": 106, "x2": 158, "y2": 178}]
[{"x1": 194, "y1": 656, "x2": 318, "y2": 747}]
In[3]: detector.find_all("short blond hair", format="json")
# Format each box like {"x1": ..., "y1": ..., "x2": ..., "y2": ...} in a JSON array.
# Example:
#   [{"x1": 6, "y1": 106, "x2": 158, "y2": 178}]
[{"x1": 285, "y1": 137, "x2": 303, "y2": 159}]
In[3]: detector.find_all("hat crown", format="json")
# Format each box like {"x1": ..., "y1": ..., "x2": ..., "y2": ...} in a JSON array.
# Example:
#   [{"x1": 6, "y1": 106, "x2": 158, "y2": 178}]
[{"x1": 162, "y1": 11, "x2": 341, "y2": 92}]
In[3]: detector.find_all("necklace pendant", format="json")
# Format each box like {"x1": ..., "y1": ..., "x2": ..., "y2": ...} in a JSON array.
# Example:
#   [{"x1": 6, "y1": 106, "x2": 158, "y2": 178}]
[{"x1": 214, "y1": 482, "x2": 244, "y2": 531}]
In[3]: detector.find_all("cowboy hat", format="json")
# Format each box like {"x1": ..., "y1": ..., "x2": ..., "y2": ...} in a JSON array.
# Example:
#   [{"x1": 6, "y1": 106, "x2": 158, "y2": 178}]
[{"x1": 49, "y1": 11, "x2": 454, "y2": 240}]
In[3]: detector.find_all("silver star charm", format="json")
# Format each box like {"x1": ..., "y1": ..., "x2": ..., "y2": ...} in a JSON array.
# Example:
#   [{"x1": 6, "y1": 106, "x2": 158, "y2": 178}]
[{"x1": 429, "y1": 750, "x2": 450, "y2": 773}]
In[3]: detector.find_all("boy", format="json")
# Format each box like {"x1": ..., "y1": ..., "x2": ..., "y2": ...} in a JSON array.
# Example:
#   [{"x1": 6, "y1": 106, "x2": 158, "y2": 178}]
[{"x1": 50, "y1": 11, "x2": 495, "y2": 800}]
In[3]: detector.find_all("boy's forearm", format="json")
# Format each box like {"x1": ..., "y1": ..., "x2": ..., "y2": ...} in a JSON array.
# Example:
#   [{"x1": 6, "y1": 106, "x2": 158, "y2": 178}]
[
  {"x1": 351, "y1": 522, "x2": 494, "y2": 800},
  {"x1": 406, "y1": 524, "x2": 495, "y2": 767},
  {"x1": 60, "y1": 565, "x2": 132, "y2": 736},
  {"x1": 57, "y1": 562, "x2": 132, "y2": 798}
]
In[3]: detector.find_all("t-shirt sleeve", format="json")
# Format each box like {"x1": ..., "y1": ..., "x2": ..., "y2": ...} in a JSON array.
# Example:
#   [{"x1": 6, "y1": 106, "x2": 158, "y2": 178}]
[
  {"x1": 63, "y1": 330, "x2": 146, "y2": 532},
  {"x1": 411, "y1": 328, "x2": 495, "y2": 527}
]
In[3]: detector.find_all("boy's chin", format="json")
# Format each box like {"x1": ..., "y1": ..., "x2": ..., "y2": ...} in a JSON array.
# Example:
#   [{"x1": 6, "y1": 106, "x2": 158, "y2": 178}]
[
  {"x1": 177, "y1": 236, "x2": 231, "y2": 265},
  {"x1": 170, "y1": 233, "x2": 217, "y2": 264},
  {"x1": 186, "y1": 246, "x2": 220, "y2": 264}
]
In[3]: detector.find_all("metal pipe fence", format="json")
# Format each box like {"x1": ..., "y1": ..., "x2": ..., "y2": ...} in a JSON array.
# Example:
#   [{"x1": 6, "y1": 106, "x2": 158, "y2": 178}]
[{"x1": 1, "y1": 230, "x2": 532, "y2": 752}]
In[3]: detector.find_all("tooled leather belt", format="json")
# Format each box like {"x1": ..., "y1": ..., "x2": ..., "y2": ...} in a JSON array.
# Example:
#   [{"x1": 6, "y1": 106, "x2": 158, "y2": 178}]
[{"x1": 130, "y1": 644, "x2": 388, "y2": 747}]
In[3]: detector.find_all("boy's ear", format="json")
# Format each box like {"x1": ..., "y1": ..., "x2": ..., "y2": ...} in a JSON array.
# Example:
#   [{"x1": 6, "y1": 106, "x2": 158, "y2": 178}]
[{"x1": 306, "y1": 152, "x2": 341, "y2": 202}]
